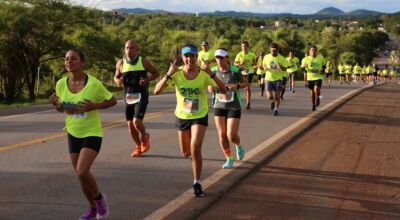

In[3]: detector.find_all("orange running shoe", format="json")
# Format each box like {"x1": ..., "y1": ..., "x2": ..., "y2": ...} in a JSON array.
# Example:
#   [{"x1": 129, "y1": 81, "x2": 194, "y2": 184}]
[
  {"x1": 141, "y1": 133, "x2": 150, "y2": 153},
  {"x1": 131, "y1": 146, "x2": 141, "y2": 157}
]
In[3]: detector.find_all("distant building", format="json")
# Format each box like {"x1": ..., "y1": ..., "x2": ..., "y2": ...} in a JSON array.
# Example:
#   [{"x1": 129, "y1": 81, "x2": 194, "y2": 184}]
[
  {"x1": 274, "y1": 20, "x2": 287, "y2": 28},
  {"x1": 378, "y1": 24, "x2": 386, "y2": 32}
]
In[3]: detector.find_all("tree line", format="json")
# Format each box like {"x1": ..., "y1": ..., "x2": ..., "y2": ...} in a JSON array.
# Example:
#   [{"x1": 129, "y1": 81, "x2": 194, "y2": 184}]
[{"x1": 1, "y1": 0, "x2": 396, "y2": 104}]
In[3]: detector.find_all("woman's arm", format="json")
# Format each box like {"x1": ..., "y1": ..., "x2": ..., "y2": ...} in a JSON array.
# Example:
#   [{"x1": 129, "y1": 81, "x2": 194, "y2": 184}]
[{"x1": 154, "y1": 62, "x2": 178, "y2": 95}]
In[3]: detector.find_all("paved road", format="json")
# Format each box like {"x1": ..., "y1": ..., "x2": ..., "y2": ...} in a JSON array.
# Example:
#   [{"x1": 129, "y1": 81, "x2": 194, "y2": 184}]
[
  {"x1": 0, "y1": 82, "x2": 368, "y2": 220},
  {"x1": 171, "y1": 82, "x2": 400, "y2": 220}
]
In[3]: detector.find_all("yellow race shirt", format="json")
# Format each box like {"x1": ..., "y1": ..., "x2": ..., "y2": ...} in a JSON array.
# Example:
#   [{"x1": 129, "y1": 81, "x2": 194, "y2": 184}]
[
  {"x1": 234, "y1": 51, "x2": 257, "y2": 74},
  {"x1": 171, "y1": 70, "x2": 216, "y2": 119},
  {"x1": 353, "y1": 65, "x2": 362, "y2": 74},
  {"x1": 302, "y1": 55, "x2": 326, "y2": 81},
  {"x1": 287, "y1": 56, "x2": 300, "y2": 73},
  {"x1": 256, "y1": 57, "x2": 265, "y2": 75},
  {"x1": 55, "y1": 75, "x2": 113, "y2": 138},
  {"x1": 345, "y1": 65, "x2": 353, "y2": 74},
  {"x1": 198, "y1": 50, "x2": 216, "y2": 69},
  {"x1": 263, "y1": 54, "x2": 290, "y2": 81},
  {"x1": 338, "y1": 64, "x2": 346, "y2": 75}
]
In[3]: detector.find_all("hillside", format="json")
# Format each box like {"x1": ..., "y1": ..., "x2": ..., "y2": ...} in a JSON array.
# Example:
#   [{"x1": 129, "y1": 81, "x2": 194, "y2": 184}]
[{"x1": 116, "y1": 7, "x2": 385, "y2": 18}]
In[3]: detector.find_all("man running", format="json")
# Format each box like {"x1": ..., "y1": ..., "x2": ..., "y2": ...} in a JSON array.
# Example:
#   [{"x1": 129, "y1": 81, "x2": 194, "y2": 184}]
[
  {"x1": 262, "y1": 43, "x2": 290, "y2": 116},
  {"x1": 197, "y1": 41, "x2": 216, "y2": 69},
  {"x1": 234, "y1": 41, "x2": 257, "y2": 109},
  {"x1": 114, "y1": 39, "x2": 160, "y2": 157},
  {"x1": 325, "y1": 60, "x2": 332, "y2": 87},
  {"x1": 256, "y1": 51, "x2": 266, "y2": 96},
  {"x1": 301, "y1": 45, "x2": 326, "y2": 111},
  {"x1": 301, "y1": 52, "x2": 309, "y2": 88},
  {"x1": 287, "y1": 51, "x2": 299, "y2": 93}
]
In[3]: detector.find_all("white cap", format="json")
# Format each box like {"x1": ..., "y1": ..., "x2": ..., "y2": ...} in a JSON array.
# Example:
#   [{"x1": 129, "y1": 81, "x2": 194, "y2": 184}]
[{"x1": 214, "y1": 49, "x2": 228, "y2": 57}]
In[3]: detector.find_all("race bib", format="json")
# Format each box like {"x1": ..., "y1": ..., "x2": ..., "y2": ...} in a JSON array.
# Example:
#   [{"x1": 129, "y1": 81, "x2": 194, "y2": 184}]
[
  {"x1": 126, "y1": 93, "x2": 141, "y2": 104},
  {"x1": 183, "y1": 98, "x2": 200, "y2": 113},
  {"x1": 62, "y1": 102, "x2": 87, "y2": 119},
  {"x1": 215, "y1": 91, "x2": 234, "y2": 103}
]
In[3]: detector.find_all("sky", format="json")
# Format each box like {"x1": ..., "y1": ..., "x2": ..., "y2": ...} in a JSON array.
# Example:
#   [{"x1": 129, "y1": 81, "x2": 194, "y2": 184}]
[{"x1": 72, "y1": 0, "x2": 400, "y2": 14}]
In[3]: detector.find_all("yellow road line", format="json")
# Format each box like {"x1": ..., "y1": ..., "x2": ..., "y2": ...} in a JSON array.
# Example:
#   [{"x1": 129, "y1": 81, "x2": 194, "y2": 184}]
[{"x1": 0, "y1": 109, "x2": 172, "y2": 153}]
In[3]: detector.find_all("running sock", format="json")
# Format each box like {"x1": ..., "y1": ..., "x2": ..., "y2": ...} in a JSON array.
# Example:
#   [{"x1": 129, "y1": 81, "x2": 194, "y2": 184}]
[
  {"x1": 193, "y1": 179, "x2": 201, "y2": 185},
  {"x1": 223, "y1": 148, "x2": 232, "y2": 158}
]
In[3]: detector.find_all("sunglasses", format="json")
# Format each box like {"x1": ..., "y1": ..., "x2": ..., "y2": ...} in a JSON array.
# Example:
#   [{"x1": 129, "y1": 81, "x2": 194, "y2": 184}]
[{"x1": 215, "y1": 56, "x2": 225, "y2": 59}]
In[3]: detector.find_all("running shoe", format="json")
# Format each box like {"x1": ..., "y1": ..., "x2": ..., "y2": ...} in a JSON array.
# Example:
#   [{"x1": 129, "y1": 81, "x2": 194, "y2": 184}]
[
  {"x1": 222, "y1": 158, "x2": 234, "y2": 169},
  {"x1": 193, "y1": 183, "x2": 204, "y2": 197},
  {"x1": 131, "y1": 146, "x2": 141, "y2": 157},
  {"x1": 246, "y1": 103, "x2": 251, "y2": 109},
  {"x1": 312, "y1": 105, "x2": 316, "y2": 111},
  {"x1": 292, "y1": 90, "x2": 295, "y2": 93},
  {"x1": 141, "y1": 133, "x2": 150, "y2": 153},
  {"x1": 273, "y1": 109, "x2": 278, "y2": 116},
  {"x1": 316, "y1": 97, "x2": 320, "y2": 106},
  {"x1": 236, "y1": 145, "x2": 245, "y2": 160},
  {"x1": 79, "y1": 207, "x2": 96, "y2": 220},
  {"x1": 95, "y1": 193, "x2": 109, "y2": 219},
  {"x1": 270, "y1": 101, "x2": 275, "y2": 110}
]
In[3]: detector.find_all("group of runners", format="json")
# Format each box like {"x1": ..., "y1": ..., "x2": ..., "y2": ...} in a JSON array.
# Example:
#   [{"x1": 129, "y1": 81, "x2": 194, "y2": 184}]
[
  {"x1": 49, "y1": 39, "x2": 398, "y2": 220},
  {"x1": 337, "y1": 62, "x2": 399, "y2": 85}
]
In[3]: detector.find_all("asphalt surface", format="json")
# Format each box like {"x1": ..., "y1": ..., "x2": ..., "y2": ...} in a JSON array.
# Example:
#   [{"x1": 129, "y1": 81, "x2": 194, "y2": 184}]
[{"x1": 166, "y1": 82, "x2": 400, "y2": 220}]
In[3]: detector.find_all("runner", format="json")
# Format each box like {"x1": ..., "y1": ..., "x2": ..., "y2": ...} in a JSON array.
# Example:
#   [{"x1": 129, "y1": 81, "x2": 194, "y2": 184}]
[
  {"x1": 154, "y1": 44, "x2": 227, "y2": 197},
  {"x1": 262, "y1": 42, "x2": 290, "y2": 116},
  {"x1": 301, "y1": 52, "x2": 309, "y2": 88},
  {"x1": 256, "y1": 51, "x2": 266, "y2": 96},
  {"x1": 210, "y1": 48, "x2": 248, "y2": 169},
  {"x1": 361, "y1": 65, "x2": 368, "y2": 84},
  {"x1": 365, "y1": 64, "x2": 373, "y2": 85},
  {"x1": 325, "y1": 60, "x2": 332, "y2": 87},
  {"x1": 197, "y1": 41, "x2": 216, "y2": 69},
  {"x1": 287, "y1": 51, "x2": 299, "y2": 93},
  {"x1": 234, "y1": 41, "x2": 257, "y2": 109},
  {"x1": 280, "y1": 50, "x2": 289, "y2": 100},
  {"x1": 345, "y1": 63, "x2": 353, "y2": 84},
  {"x1": 49, "y1": 48, "x2": 117, "y2": 220},
  {"x1": 382, "y1": 65, "x2": 389, "y2": 83},
  {"x1": 338, "y1": 62, "x2": 346, "y2": 84},
  {"x1": 114, "y1": 39, "x2": 160, "y2": 157},
  {"x1": 353, "y1": 63, "x2": 362, "y2": 83},
  {"x1": 372, "y1": 63, "x2": 379, "y2": 85},
  {"x1": 301, "y1": 45, "x2": 326, "y2": 111}
]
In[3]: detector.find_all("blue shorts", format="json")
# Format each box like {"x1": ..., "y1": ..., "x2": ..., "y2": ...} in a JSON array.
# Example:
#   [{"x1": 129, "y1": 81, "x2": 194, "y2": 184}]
[{"x1": 266, "y1": 80, "x2": 282, "y2": 92}]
